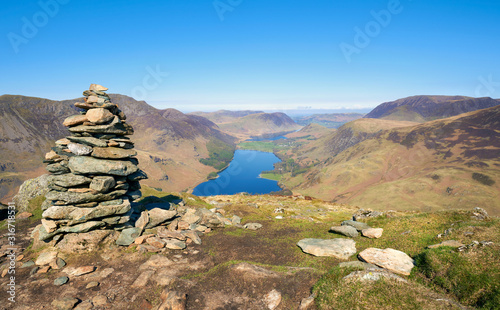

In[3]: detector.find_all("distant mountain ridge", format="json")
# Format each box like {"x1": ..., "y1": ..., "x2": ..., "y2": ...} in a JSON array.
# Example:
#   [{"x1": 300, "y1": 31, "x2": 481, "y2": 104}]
[
  {"x1": 365, "y1": 95, "x2": 499, "y2": 122},
  {"x1": 293, "y1": 113, "x2": 364, "y2": 128},
  {"x1": 189, "y1": 110, "x2": 264, "y2": 124}
]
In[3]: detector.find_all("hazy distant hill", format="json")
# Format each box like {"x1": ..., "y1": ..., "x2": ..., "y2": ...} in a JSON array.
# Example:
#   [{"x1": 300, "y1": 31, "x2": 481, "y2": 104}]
[
  {"x1": 293, "y1": 113, "x2": 364, "y2": 128},
  {"x1": 219, "y1": 112, "x2": 302, "y2": 139},
  {"x1": 285, "y1": 123, "x2": 334, "y2": 139},
  {"x1": 280, "y1": 105, "x2": 500, "y2": 215},
  {"x1": 189, "y1": 110, "x2": 264, "y2": 124},
  {"x1": 365, "y1": 95, "x2": 499, "y2": 122},
  {"x1": 0, "y1": 94, "x2": 235, "y2": 202},
  {"x1": 191, "y1": 110, "x2": 302, "y2": 140}
]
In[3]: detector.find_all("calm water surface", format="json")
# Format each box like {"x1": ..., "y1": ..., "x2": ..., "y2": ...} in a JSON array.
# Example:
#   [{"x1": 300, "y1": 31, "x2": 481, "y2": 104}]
[{"x1": 192, "y1": 150, "x2": 282, "y2": 196}]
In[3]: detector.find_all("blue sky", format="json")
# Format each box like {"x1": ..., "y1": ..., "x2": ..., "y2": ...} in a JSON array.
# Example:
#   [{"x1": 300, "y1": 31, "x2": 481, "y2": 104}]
[{"x1": 1, "y1": 0, "x2": 499, "y2": 112}]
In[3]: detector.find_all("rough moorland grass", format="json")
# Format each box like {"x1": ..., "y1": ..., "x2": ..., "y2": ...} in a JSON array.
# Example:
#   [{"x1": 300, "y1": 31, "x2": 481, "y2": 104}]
[
  {"x1": 413, "y1": 246, "x2": 500, "y2": 309},
  {"x1": 313, "y1": 267, "x2": 463, "y2": 310}
]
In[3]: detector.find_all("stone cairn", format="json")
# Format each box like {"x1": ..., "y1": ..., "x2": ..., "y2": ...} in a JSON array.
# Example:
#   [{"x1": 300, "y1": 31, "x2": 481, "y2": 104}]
[{"x1": 38, "y1": 84, "x2": 147, "y2": 241}]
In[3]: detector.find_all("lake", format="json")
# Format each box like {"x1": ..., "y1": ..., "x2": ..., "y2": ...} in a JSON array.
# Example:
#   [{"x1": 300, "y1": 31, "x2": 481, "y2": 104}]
[{"x1": 192, "y1": 150, "x2": 282, "y2": 196}]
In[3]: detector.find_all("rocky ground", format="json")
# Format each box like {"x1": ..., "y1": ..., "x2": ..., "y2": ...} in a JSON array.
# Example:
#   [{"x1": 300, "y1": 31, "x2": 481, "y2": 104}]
[{"x1": 0, "y1": 192, "x2": 498, "y2": 309}]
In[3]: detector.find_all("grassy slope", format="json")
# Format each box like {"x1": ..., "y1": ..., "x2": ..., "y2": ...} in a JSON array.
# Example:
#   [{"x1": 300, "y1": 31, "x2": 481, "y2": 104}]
[
  {"x1": 197, "y1": 194, "x2": 500, "y2": 309},
  {"x1": 2, "y1": 190, "x2": 498, "y2": 309},
  {"x1": 277, "y1": 107, "x2": 500, "y2": 216}
]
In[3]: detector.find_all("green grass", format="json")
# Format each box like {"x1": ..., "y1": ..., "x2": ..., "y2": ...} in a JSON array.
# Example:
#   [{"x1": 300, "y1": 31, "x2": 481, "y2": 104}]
[
  {"x1": 313, "y1": 266, "x2": 462, "y2": 309},
  {"x1": 413, "y1": 247, "x2": 500, "y2": 309},
  {"x1": 238, "y1": 141, "x2": 283, "y2": 153},
  {"x1": 260, "y1": 173, "x2": 282, "y2": 181}
]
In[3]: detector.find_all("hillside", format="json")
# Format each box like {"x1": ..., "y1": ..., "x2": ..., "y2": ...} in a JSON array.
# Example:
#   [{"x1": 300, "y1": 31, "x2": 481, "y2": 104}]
[
  {"x1": 277, "y1": 118, "x2": 418, "y2": 167},
  {"x1": 277, "y1": 106, "x2": 500, "y2": 216},
  {"x1": 365, "y1": 95, "x2": 499, "y2": 122},
  {"x1": 0, "y1": 94, "x2": 235, "y2": 202},
  {"x1": 189, "y1": 110, "x2": 264, "y2": 124},
  {"x1": 0, "y1": 95, "x2": 80, "y2": 201},
  {"x1": 293, "y1": 112, "x2": 364, "y2": 128},
  {"x1": 1, "y1": 190, "x2": 498, "y2": 309}
]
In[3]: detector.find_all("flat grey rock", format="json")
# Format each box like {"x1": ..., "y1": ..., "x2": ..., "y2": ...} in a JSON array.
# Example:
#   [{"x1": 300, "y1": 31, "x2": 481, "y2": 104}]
[
  {"x1": 341, "y1": 220, "x2": 371, "y2": 231},
  {"x1": 297, "y1": 238, "x2": 356, "y2": 259},
  {"x1": 330, "y1": 225, "x2": 359, "y2": 238}
]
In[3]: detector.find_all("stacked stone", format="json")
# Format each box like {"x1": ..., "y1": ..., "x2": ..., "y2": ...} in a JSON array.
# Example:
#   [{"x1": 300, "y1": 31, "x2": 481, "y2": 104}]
[{"x1": 39, "y1": 84, "x2": 147, "y2": 241}]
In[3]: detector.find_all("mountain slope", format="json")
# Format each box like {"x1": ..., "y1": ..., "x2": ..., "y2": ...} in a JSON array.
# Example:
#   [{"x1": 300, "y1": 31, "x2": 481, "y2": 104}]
[
  {"x1": 280, "y1": 106, "x2": 500, "y2": 215},
  {"x1": 365, "y1": 95, "x2": 499, "y2": 122},
  {"x1": 0, "y1": 94, "x2": 235, "y2": 202}
]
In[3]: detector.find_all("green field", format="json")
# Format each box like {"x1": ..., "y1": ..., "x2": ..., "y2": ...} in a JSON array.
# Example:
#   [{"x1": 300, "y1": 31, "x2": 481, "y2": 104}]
[{"x1": 260, "y1": 172, "x2": 282, "y2": 181}]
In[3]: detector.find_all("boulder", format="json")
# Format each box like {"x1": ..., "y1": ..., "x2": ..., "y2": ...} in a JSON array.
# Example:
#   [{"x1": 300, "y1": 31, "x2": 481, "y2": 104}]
[
  {"x1": 13, "y1": 174, "x2": 50, "y2": 212},
  {"x1": 358, "y1": 248, "x2": 414, "y2": 276},
  {"x1": 46, "y1": 162, "x2": 70, "y2": 174},
  {"x1": 64, "y1": 266, "x2": 96, "y2": 277},
  {"x1": 86, "y1": 108, "x2": 114, "y2": 124},
  {"x1": 165, "y1": 240, "x2": 186, "y2": 250},
  {"x1": 91, "y1": 147, "x2": 137, "y2": 159},
  {"x1": 53, "y1": 276, "x2": 69, "y2": 286},
  {"x1": 66, "y1": 136, "x2": 108, "y2": 147},
  {"x1": 341, "y1": 220, "x2": 371, "y2": 231},
  {"x1": 146, "y1": 208, "x2": 177, "y2": 229},
  {"x1": 35, "y1": 251, "x2": 58, "y2": 266},
  {"x1": 67, "y1": 143, "x2": 93, "y2": 156},
  {"x1": 63, "y1": 114, "x2": 88, "y2": 127},
  {"x1": 183, "y1": 230, "x2": 202, "y2": 245},
  {"x1": 49, "y1": 257, "x2": 66, "y2": 270},
  {"x1": 330, "y1": 225, "x2": 359, "y2": 238},
  {"x1": 297, "y1": 238, "x2": 356, "y2": 259},
  {"x1": 39, "y1": 221, "x2": 106, "y2": 241},
  {"x1": 68, "y1": 116, "x2": 133, "y2": 135},
  {"x1": 116, "y1": 227, "x2": 142, "y2": 246},
  {"x1": 68, "y1": 156, "x2": 138, "y2": 176},
  {"x1": 45, "y1": 189, "x2": 127, "y2": 204},
  {"x1": 135, "y1": 211, "x2": 150, "y2": 230},
  {"x1": 146, "y1": 237, "x2": 166, "y2": 248},
  {"x1": 41, "y1": 219, "x2": 58, "y2": 233},
  {"x1": 43, "y1": 199, "x2": 130, "y2": 223},
  {"x1": 49, "y1": 174, "x2": 92, "y2": 188},
  {"x1": 89, "y1": 176, "x2": 116, "y2": 192},
  {"x1": 89, "y1": 84, "x2": 108, "y2": 91},
  {"x1": 361, "y1": 228, "x2": 384, "y2": 239}
]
